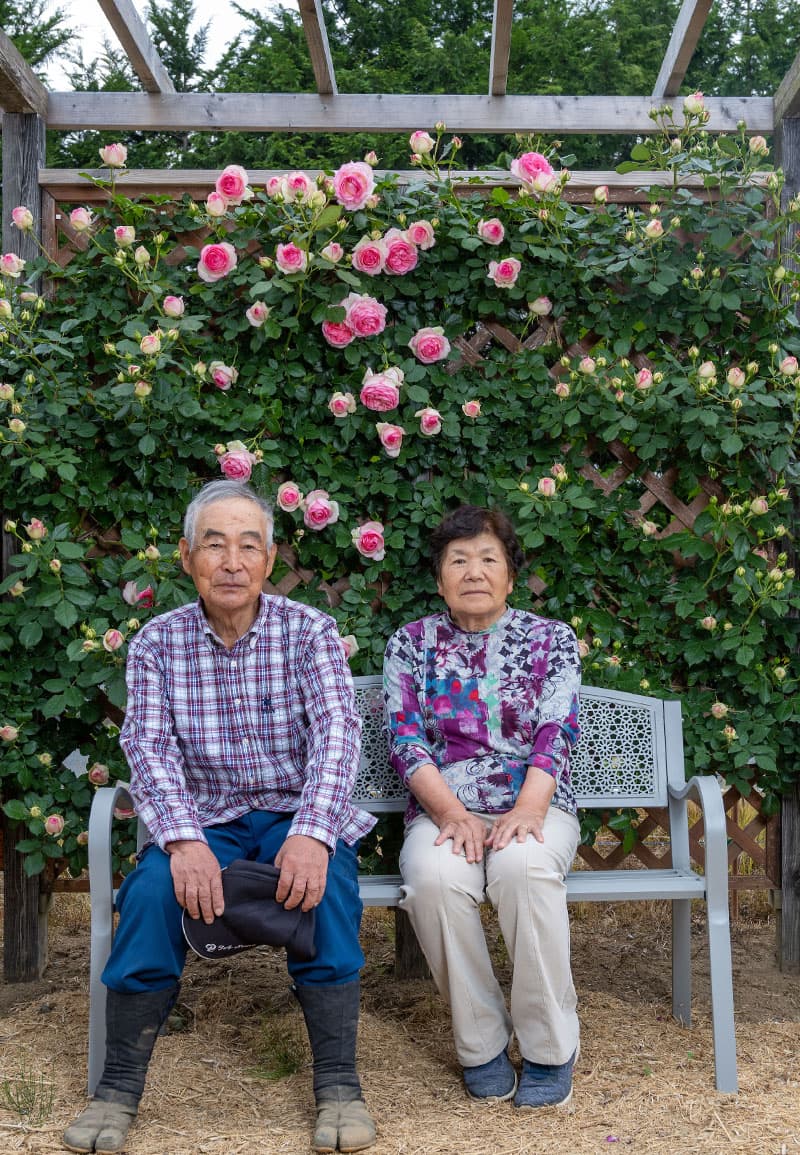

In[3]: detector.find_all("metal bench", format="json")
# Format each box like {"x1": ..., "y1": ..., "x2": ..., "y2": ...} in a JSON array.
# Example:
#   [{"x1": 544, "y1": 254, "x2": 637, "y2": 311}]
[{"x1": 87, "y1": 677, "x2": 737, "y2": 1095}]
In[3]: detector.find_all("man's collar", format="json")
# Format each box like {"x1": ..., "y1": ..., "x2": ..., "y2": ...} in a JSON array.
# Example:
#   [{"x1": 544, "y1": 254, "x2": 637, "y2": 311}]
[{"x1": 195, "y1": 593, "x2": 269, "y2": 648}]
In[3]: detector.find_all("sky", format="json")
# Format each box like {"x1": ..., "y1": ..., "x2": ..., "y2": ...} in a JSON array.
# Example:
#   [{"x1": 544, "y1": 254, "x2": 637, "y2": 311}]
[{"x1": 44, "y1": 0, "x2": 288, "y2": 87}]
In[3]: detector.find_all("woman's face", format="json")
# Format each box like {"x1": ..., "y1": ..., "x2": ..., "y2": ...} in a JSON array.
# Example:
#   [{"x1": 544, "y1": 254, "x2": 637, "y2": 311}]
[{"x1": 437, "y1": 531, "x2": 514, "y2": 631}]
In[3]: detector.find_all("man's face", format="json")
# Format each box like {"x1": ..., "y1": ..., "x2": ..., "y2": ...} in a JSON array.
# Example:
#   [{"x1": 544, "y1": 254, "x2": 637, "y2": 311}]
[{"x1": 179, "y1": 497, "x2": 277, "y2": 622}]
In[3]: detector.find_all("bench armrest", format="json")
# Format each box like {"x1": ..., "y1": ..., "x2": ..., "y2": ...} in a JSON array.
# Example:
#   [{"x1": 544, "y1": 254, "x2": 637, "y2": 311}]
[{"x1": 668, "y1": 774, "x2": 729, "y2": 910}]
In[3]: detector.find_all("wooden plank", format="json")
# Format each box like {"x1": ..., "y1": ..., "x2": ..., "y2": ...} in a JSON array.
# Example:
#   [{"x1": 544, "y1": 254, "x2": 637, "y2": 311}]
[
  {"x1": 44, "y1": 92, "x2": 774, "y2": 134},
  {"x1": 297, "y1": 0, "x2": 337, "y2": 96},
  {"x1": 781, "y1": 784, "x2": 800, "y2": 971},
  {"x1": 775, "y1": 47, "x2": 800, "y2": 123},
  {"x1": 489, "y1": 0, "x2": 514, "y2": 97},
  {"x1": 652, "y1": 0, "x2": 714, "y2": 100},
  {"x1": 0, "y1": 27, "x2": 48, "y2": 114},
  {"x1": 95, "y1": 0, "x2": 175, "y2": 94}
]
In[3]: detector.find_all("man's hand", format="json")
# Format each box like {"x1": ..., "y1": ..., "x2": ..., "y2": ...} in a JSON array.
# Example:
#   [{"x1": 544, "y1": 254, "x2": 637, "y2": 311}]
[
  {"x1": 274, "y1": 834, "x2": 329, "y2": 912},
  {"x1": 165, "y1": 840, "x2": 224, "y2": 924},
  {"x1": 434, "y1": 809, "x2": 487, "y2": 863}
]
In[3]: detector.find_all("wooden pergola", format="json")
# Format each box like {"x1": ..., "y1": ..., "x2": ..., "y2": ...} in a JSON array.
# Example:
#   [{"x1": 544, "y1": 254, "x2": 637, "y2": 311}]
[{"x1": 1, "y1": 0, "x2": 798, "y2": 980}]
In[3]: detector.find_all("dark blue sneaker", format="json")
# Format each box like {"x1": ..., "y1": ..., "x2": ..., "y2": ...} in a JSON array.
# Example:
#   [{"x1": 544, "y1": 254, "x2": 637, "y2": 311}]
[
  {"x1": 513, "y1": 1047, "x2": 578, "y2": 1109},
  {"x1": 463, "y1": 1048, "x2": 517, "y2": 1101}
]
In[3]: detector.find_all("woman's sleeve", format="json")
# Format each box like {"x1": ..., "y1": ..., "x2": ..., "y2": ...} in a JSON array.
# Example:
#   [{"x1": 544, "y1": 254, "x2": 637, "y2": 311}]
[
  {"x1": 528, "y1": 621, "x2": 582, "y2": 782},
  {"x1": 382, "y1": 628, "x2": 437, "y2": 785}
]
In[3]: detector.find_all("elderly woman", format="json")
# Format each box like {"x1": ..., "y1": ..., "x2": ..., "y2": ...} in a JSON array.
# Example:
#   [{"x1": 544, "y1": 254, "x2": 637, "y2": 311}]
[{"x1": 383, "y1": 504, "x2": 581, "y2": 1109}]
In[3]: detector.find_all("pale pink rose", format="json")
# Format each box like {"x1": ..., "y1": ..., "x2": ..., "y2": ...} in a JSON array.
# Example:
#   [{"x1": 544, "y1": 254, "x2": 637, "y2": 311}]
[
  {"x1": 49, "y1": 558, "x2": 61, "y2": 575},
  {"x1": 275, "y1": 242, "x2": 308, "y2": 275},
  {"x1": 750, "y1": 496, "x2": 769, "y2": 516},
  {"x1": 697, "y1": 360, "x2": 716, "y2": 380},
  {"x1": 477, "y1": 218, "x2": 505, "y2": 245},
  {"x1": 76, "y1": 830, "x2": 89, "y2": 846},
  {"x1": 114, "y1": 805, "x2": 136, "y2": 820},
  {"x1": 205, "y1": 191, "x2": 229, "y2": 217},
  {"x1": 748, "y1": 135, "x2": 768, "y2": 157},
  {"x1": 134, "y1": 245, "x2": 150, "y2": 267},
  {"x1": 578, "y1": 640, "x2": 590, "y2": 659},
  {"x1": 382, "y1": 365, "x2": 405, "y2": 386},
  {"x1": 579, "y1": 356, "x2": 596, "y2": 375},
  {"x1": 219, "y1": 447, "x2": 257, "y2": 480},
  {"x1": 488, "y1": 257, "x2": 521, "y2": 288},
  {"x1": 0, "y1": 253, "x2": 25, "y2": 277},
  {"x1": 700, "y1": 615, "x2": 717, "y2": 631},
  {"x1": 246, "y1": 301, "x2": 270, "y2": 327},
  {"x1": 69, "y1": 207, "x2": 93, "y2": 232},
  {"x1": 683, "y1": 91, "x2": 705, "y2": 116},
  {"x1": 723, "y1": 725, "x2": 738, "y2": 742},
  {"x1": 284, "y1": 170, "x2": 314, "y2": 202},
  {"x1": 644, "y1": 219, "x2": 664, "y2": 240},
  {"x1": 321, "y1": 242, "x2": 344, "y2": 263},
  {"x1": 510, "y1": 151, "x2": 553, "y2": 188},
  {"x1": 364, "y1": 150, "x2": 379, "y2": 166},
  {"x1": 351, "y1": 236, "x2": 387, "y2": 276},
  {"x1": 302, "y1": 489, "x2": 340, "y2": 530},
  {"x1": 88, "y1": 762, "x2": 110, "y2": 786},
  {"x1": 329, "y1": 391, "x2": 357, "y2": 417},
  {"x1": 0, "y1": 725, "x2": 19, "y2": 741},
  {"x1": 551, "y1": 462, "x2": 568, "y2": 482},
  {"x1": 341, "y1": 292, "x2": 387, "y2": 337},
  {"x1": 779, "y1": 355, "x2": 799, "y2": 376},
  {"x1": 635, "y1": 368, "x2": 653, "y2": 389},
  {"x1": 641, "y1": 520, "x2": 658, "y2": 536},
  {"x1": 416, "y1": 407, "x2": 442, "y2": 436},
  {"x1": 710, "y1": 702, "x2": 729, "y2": 719},
  {"x1": 133, "y1": 380, "x2": 151, "y2": 399},
  {"x1": 163, "y1": 295, "x2": 184, "y2": 318},
  {"x1": 215, "y1": 164, "x2": 250, "y2": 205},
  {"x1": 140, "y1": 332, "x2": 161, "y2": 356},
  {"x1": 409, "y1": 130, "x2": 435, "y2": 155},
  {"x1": 332, "y1": 161, "x2": 375, "y2": 211},
  {"x1": 360, "y1": 370, "x2": 400, "y2": 411},
  {"x1": 462, "y1": 399, "x2": 481, "y2": 418},
  {"x1": 409, "y1": 326, "x2": 450, "y2": 363},
  {"x1": 537, "y1": 477, "x2": 557, "y2": 497},
  {"x1": 594, "y1": 185, "x2": 609, "y2": 204},
  {"x1": 9, "y1": 579, "x2": 26, "y2": 595},
  {"x1": 44, "y1": 814, "x2": 65, "y2": 836},
  {"x1": 99, "y1": 142, "x2": 127, "y2": 167},
  {"x1": 0, "y1": 299, "x2": 11, "y2": 318},
  {"x1": 209, "y1": 361, "x2": 238, "y2": 390},
  {"x1": 339, "y1": 634, "x2": 359, "y2": 660},
  {"x1": 376, "y1": 422, "x2": 405, "y2": 457},
  {"x1": 8, "y1": 419, "x2": 26, "y2": 434},
  {"x1": 122, "y1": 581, "x2": 154, "y2": 608},
  {"x1": 103, "y1": 628, "x2": 125, "y2": 652},
  {"x1": 266, "y1": 176, "x2": 285, "y2": 199},
  {"x1": 726, "y1": 366, "x2": 745, "y2": 389},
  {"x1": 529, "y1": 296, "x2": 553, "y2": 317},
  {"x1": 197, "y1": 242, "x2": 238, "y2": 283},
  {"x1": 113, "y1": 225, "x2": 136, "y2": 248},
  {"x1": 352, "y1": 520, "x2": 386, "y2": 561},
  {"x1": 277, "y1": 481, "x2": 303, "y2": 512},
  {"x1": 321, "y1": 320, "x2": 355, "y2": 347},
  {"x1": 383, "y1": 229, "x2": 418, "y2": 275},
  {"x1": 0, "y1": 383, "x2": 13, "y2": 400},
  {"x1": 406, "y1": 220, "x2": 436, "y2": 249},
  {"x1": 11, "y1": 206, "x2": 33, "y2": 231},
  {"x1": 144, "y1": 545, "x2": 160, "y2": 561},
  {"x1": 25, "y1": 518, "x2": 47, "y2": 541}
]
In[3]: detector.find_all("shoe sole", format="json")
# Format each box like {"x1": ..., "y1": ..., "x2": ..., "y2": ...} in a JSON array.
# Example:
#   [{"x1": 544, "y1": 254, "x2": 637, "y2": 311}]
[{"x1": 465, "y1": 1071, "x2": 518, "y2": 1103}]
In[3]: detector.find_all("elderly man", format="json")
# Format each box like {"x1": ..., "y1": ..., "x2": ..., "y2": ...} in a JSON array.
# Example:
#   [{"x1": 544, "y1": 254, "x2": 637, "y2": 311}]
[{"x1": 64, "y1": 479, "x2": 377, "y2": 1155}]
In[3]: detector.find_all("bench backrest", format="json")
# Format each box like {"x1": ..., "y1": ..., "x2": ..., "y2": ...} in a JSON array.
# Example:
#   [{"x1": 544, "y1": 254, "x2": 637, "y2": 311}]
[{"x1": 352, "y1": 675, "x2": 684, "y2": 812}]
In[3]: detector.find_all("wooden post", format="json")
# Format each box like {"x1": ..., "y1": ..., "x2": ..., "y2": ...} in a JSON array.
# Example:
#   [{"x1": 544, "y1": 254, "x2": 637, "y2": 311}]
[
  {"x1": 2, "y1": 112, "x2": 48, "y2": 982},
  {"x1": 393, "y1": 908, "x2": 430, "y2": 980}
]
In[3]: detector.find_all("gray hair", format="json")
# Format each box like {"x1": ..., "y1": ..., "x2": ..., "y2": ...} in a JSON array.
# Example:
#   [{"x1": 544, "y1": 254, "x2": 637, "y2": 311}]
[{"x1": 183, "y1": 480, "x2": 274, "y2": 549}]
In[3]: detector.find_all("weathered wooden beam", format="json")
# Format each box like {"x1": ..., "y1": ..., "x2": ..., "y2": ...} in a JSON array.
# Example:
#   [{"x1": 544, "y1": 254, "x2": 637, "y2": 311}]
[
  {"x1": 0, "y1": 27, "x2": 48, "y2": 114},
  {"x1": 652, "y1": 0, "x2": 714, "y2": 100},
  {"x1": 95, "y1": 0, "x2": 175, "y2": 94},
  {"x1": 297, "y1": 0, "x2": 337, "y2": 97},
  {"x1": 489, "y1": 0, "x2": 514, "y2": 97},
  {"x1": 775, "y1": 46, "x2": 800, "y2": 124},
  {"x1": 44, "y1": 91, "x2": 773, "y2": 134}
]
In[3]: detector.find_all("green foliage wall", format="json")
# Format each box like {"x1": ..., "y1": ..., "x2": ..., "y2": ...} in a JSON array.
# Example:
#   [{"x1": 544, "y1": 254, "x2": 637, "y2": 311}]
[{"x1": 0, "y1": 111, "x2": 798, "y2": 878}]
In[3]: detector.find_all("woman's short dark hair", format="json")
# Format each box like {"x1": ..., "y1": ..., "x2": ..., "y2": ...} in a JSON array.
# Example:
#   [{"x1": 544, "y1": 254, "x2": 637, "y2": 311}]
[{"x1": 430, "y1": 505, "x2": 525, "y2": 579}]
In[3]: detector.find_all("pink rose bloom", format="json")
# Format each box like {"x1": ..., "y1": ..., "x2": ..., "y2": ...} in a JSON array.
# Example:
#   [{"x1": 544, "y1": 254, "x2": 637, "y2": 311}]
[
  {"x1": 329, "y1": 391, "x2": 357, "y2": 417},
  {"x1": 70, "y1": 207, "x2": 93, "y2": 232},
  {"x1": 416, "y1": 407, "x2": 442, "y2": 436},
  {"x1": 779, "y1": 355, "x2": 799, "y2": 376},
  {"x1": 0, "y1": 253, "x2": 25, "y2": 277},
  {"x1": 749, "y1": 135, "x2": 768, "y2": 157},
  {"x1": 219, "y1": 447, "x2": 258, "y2": 481},
  {"x1": 321, "y1": 242, "x2": 344, "y2": 263},
  {"x1": 409, "y1": 130, "x2": 435, "y2": 155},
  {"x1": 351, "y1": 236, "x2": 387, "y2": 276},
  {"x1": 510, "y1": 151, "x2": 554, "y2": 188},
  {"x1": 683, "y1": 91, "x2": 705, "y2": 116},
  {"x1": 360, "y1": 369, "x2": 400, "y2": 411},
  {"x1": 140, "y1": 332, "x2": 161, "y2": 356},
  {"x1": 537, "y1": 477, "x2": 557, "y2": 497},
  {"x1": 477, "y1": 218, "x2": 505, "y2": 245},
  {"x1": 302, "y1": 489, "x2": 340, "y2": 531},
  {"x1": 332, "y1": 161, "x2": 375, "y2": 211},
  {"x1": 529, "y1": 296, "x2": 553, "y2": 316},
  {"x1": 697, "y1": 360, "x2": 716, "y2": 380},
  {"x1": 11, "y1": 206, "x2": 33, "y2": 231},
  {"x1": 376, "y1": 422, "x2": 405, "y2": 458},
  {"x1": 341, "y1": 292, "x2": 387, "y2": 337},
  {"x1": 99, "y1": 142, "x2": 127, "y2": 167},
  {"x1": 114, "y1": 225, "x2": 136, "y2": 248},
  {"x1": 215, "y1": 164, "x2": 250, "y2": 205},
  {"x1": 578, "y1": 640, "x2": 590, "y2": 659},
  {"x1": 339, "y1": 634, "x2": 359, "y2": 660},
  {"x1": 750, "y1": 496, "x2": 769, "y2": 515},
  {"x1": 409, "y1": 326, "x2": 450, "y2": 363},
  {"x1": 710, "y1": 702, "x2": 729, "y2": 719},
  {"x1": 88, "y1": 762, "x2": 110, "y2": 786},
  {"x1": 352, "y1": 520, "x2": 386, "y2": 561},
  {"x1": 321, "y1": 320, "x2": 355, "y2": 347},
  {"x1": 383, "y1": 229, "x2": 419, "y2": 275},
  {"x1": 635, "y1": 368, "x2": 653, "y2": 389},
  {"x1": 205, "y1": 191, "x2": 228, "y2": 218},
  {"x1": 246, "y1": 301, "x2": 270, "y2": 327},
  {"x1": 114, "y1": 805, "x2": 136, "y2": 820},
  {"x1": 594, "y1": 185, "x2": 609, "y2": 204},
  {"x1": 122, "y1": 580, "x2": 154, "y2": 608},
  {"x1": 209, "y1": 361, "x2": 238, "y2": 390},
  {"x1": 44, "y1": 814, "x2": 65, "y2": 836},
  {"x1": 103, "y1": 628, "x2": 125, "y2": 652},
  {"x1": 461, "y1": 399, "x2": 481, "y2": 418},
  {"x1": 406, "y1": 220, "x2": 436, "y2": 249},
  {"x1": 382, "y1": 365, "x2": 405, "y2": 386},
  {"x1": 163, "y1": 295, "x2": 184, "y2": 318},
  {"x1": 579, "y1": 356, "x2": 596, "y2": 375},
  {"x1": 275, "y1": 242, "x2": 308, "y2": 275},
  {"x1": 265, "y1": 176, "x2": 284, "y2": 198},
  {"x1": 644, "y1": 219, "x2": 664, "y2": 240},
  {"x1": 0, "y1": 725, "x2": 19, "y2": 742},
  {"x1": 277, "y1": 481, "x2": 303, "y2": 512},
  {"x1": 25, "y1": 518, "x2": 47, "y2": 541},
  {"x1": 198, "y1": 241, "x2": 237, "y2": 283},
  {"x1": 726, "y1": 366, "x2": 746, "y2": 389},
  {"x1": 0, "y1": 383, "x2": 13, "y2": 399},
  {"x1": 700, "y1": 615, "x2": 717, "y2": 631},
  {"x1": 532, "y1": 171, "x2": 559, "y2": 195},
  {"x1": 488, "y1": 257, "x2": 521, "y2": 288},
  {"x1": 76, "y1": 830, "x2": 89, "y2": 846},
  {"x1": 0, "y1": 299, "x2": 11, "y2": 318},
  {"x1": 283, "y1": 170, "x2": 315, "y2": 202}
]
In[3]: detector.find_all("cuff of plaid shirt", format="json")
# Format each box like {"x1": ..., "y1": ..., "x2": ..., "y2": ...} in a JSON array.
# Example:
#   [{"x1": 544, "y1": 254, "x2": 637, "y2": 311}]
[{"x1": 155, "y1": 821, "x2": 208, "y2": 852}]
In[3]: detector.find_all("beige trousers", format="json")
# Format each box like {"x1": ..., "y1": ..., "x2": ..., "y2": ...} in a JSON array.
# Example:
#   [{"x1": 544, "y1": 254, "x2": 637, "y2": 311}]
[{"x1": 399, "y1": 807, "x2": 580, "y2": 1067}]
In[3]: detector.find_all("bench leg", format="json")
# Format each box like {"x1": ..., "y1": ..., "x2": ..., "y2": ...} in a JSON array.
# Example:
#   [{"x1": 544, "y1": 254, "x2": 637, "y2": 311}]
[
  {"x1": 671, "y1": 898, "x2": 692, "y2": 1026},
  {"x1": 707, "y1": 899, "x2": 738, "y2": 1093},
  {"x1": 394, "y1": 908, "x2": 430, "y2": 980}
]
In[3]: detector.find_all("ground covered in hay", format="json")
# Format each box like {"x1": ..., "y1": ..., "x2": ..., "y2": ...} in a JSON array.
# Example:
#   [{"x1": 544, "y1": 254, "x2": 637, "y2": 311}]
[{"x1": 0, "y1": 894, "x2": 798, "y2": 1154}]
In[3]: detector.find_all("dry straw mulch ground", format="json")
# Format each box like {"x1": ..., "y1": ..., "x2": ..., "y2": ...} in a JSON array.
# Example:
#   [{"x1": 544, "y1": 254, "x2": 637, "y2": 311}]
[{"x1": 1, "y1": 894, "x2": 798, "y2": 1155}]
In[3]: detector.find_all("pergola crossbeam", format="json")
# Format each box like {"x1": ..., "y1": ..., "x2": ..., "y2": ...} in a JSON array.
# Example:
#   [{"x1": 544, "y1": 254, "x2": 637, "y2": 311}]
[
  {"x1": 652, "y1": 0, "x2": 714, "y2": 100},
  {"x1": 0, "y1": 27, "x2": 48, "y2": 114},
  {"x1": 297, "y1": 0, "x2": 337, "y2": 97},
  {"x1": 95, "y1": 0, "x2": 175, "y2": 95},
  {"x1": 45, "y1": 92, "x2": 773, "y2": 134},
  {"x1": 489, "y1": 0, "x2": 514, "y2": 97}
]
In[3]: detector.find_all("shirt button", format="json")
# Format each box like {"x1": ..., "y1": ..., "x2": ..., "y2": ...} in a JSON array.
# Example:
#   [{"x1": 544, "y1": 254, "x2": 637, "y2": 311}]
[{"x1": 230, "y1": 660, "x2": 237, "y2": 668}]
